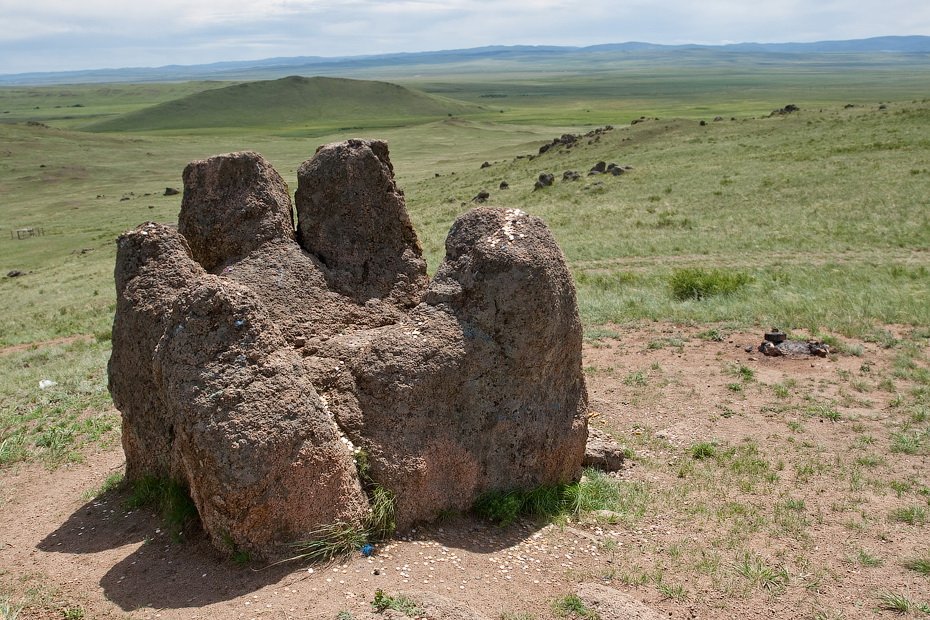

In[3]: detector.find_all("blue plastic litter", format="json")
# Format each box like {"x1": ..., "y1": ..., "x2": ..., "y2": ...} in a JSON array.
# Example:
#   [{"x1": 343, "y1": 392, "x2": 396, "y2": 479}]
[
  {"x1": 361, "y1": 543, "x2": 375, "y2": 557},
  {"x1": 234, "y1": 319, "x2": 245, "y2": 328}
]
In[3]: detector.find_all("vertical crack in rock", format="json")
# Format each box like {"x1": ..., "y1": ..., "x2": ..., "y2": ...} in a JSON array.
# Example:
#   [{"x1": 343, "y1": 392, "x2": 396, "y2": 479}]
[{"x1": 109, "y1": 140, "x2": 588, "y2": 559}]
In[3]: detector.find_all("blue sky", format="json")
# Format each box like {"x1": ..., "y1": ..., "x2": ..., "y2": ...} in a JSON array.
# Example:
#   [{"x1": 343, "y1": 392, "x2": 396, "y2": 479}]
[{"x1": 1, "y1": 0, "x2": 929, "y2": 74}]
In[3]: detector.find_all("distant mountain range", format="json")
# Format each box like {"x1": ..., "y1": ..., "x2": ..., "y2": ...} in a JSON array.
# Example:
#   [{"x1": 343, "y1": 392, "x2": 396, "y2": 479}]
[{"x1": 2, "y1": 35, "x2": 929, "y2": 86}]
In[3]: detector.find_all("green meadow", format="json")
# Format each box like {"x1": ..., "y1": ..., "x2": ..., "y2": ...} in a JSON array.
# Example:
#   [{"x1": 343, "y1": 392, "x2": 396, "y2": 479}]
[{"x1": 1, "y1": 55, "x2": 929, "y2": 465}]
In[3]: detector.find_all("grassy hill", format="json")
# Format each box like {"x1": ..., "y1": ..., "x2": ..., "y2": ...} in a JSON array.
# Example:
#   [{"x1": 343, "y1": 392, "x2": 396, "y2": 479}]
[{"x1": 85, "y1": 76, "x2": 482, "y2": 133}]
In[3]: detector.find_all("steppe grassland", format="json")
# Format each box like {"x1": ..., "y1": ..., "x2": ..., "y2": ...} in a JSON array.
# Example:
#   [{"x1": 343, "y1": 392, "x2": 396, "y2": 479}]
[
  {"x1": 0, "y1": 65, "x2": 928, "y2": 468},
  {"x1": 0, "y1": 68, "x2": 927, "y2": 620}
]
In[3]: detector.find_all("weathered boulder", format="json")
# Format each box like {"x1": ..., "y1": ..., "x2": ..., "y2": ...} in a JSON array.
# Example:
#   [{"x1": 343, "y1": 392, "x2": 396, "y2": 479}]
[
  {"x1": 424, "y1": 207, "x2": 588, "y2": 491},
  {"x1": 108, "y1": 223, "x2": 204, "y2": 481},
  {"x1": 109, "y1": 140, "x2": 588, "y2": 558},
  {"x1": 584, "y1": 427, "x2": 627, "y2": 472},
  {"x1": 534, "y1": 172, "x2": 555, "y2": 190},
  {"x1": 152, "y1": 278, "x2": 368, "y2": 556},
  {"x1": 472, "y1": 190, "x2": 491, "y2": 203},
  {"x1": 179, "y1": 151, "x2": 294, "y2": 272},
  {"x1": 294, "y1": 139, "x2": 427, "y2": 307}
]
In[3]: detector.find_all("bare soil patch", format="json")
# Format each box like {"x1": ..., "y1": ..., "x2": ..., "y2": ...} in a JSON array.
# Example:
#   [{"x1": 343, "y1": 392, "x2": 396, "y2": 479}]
[{"x1": 1, "y1": 324, "x2": 928, "y2": 619}]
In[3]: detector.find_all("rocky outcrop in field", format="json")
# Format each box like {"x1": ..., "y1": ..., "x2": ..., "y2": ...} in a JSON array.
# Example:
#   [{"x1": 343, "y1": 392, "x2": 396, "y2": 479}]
[{"x1": 108, "y1": 140, "x2": 588, "y2": 559}]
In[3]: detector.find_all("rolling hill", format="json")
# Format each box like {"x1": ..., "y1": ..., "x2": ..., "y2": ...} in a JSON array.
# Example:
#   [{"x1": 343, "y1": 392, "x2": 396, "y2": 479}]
[{"x1": 85, "y1": 76, "x2": 482, "y2": 132}]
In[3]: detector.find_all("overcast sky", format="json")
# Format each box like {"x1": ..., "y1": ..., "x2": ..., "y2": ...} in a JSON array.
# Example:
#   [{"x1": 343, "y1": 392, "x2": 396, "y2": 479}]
[{"x1": 2, "y1": 0, "x2": 929, "y2": 74}]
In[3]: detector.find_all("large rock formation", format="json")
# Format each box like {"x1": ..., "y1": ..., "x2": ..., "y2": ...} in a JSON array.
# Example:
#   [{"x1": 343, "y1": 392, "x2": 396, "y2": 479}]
[{"x1": 108, "y1": 141, "x2": 588, "y2": 559}]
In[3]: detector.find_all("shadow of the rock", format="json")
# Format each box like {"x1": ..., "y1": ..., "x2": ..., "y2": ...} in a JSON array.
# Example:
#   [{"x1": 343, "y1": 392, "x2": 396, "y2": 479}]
[
  {"x1": 38, "y1": 488, "x2": 557, "y2": 610},
  {"x1": 37, "y1": 488, "x2": 291, "y2": 610},
  {"x1": 98, "y1": 541, "x2": 291, "y2": 610},
  {"x1": 37, "y1": 487, "x2": 154, "y2": 555},
  {"x1": 400, "y1": 514, "x2": 548, "y2": 554}
]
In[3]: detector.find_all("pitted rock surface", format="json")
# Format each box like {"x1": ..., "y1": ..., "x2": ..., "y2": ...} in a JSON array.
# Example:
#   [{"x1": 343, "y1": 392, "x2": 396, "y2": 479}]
[{"x1": 109, "y1": 140, "x2": 588, "y2": 559}]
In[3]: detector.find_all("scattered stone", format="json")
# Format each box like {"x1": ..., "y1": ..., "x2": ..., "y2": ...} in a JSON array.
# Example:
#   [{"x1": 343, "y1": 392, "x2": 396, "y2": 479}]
[
  {"x1": 809, "y1": 342, "x2": 830, "y2": 357},
  {"x1": 534, "y1": 172, "x2": 555, "y2": 190},
  {"x1": 592, "y1": 510, "x2": 624, "y2": 522},
  {"x1": 539, "y1": 133, "x2": 579, "y2": 155},
  {"x1": 6, "y1": 270, "x2": 23, "y2": 278},
  {"x1": 499, "y1": 181, "x2": 509, "y2": 190},
  {"x1": 700, "y1": 120, "x2": 707, "y2": 126},
  {"x1": 606, "y1": 163, "x2": 628, "y2": 176},
  {"x1": 472, "y1": 190, "x2": 490, "y2": 203},
  {"x1": 38, "y1": 379, "x2": 57, "y2": 390},
  {"x1": 480, "y1": 161, "x2": 491, "y2": 169},
  {"x1": 591, "y1": 161, "x2": 607, "y2": 174},
  {"x1": 714, "y1": 116, "x2": 724, "y2": 121},
  {"x1": 163, "y1": 187, "x2": 180, "y2": 196},
  {"x1": 563, "y1": 170, "x2": 581, "y2": 181},
  {"x1": 583, "y1": 427, "x2": 626, "y2": 471},
  {"x1": 879, "y1": 103, "x2": 888, "y2": 110},
  {"x1": 769, "y1": 104, "x2": 800, "y2": 117},
  {"x1": 759, "y1": 341, "x2": 783, "y2": 357},
  {"x1": 764, "y1": 329, "x2": 787, "y2": 343},
  {"x1": 576, "y1": 583, "x2": 664, "y2": 620},
  {"x1": 536, "y1": 127, "x2": 613, "y2": 156},
  {"x1": 759, "y1": 338, "x2": 830, "y2": 358}
]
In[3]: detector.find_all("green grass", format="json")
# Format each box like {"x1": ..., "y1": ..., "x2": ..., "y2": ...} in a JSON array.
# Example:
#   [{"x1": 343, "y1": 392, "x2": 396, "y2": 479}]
[
  {"x1": 877, "y1": 591, "x2": 930, "y2": 615},
  {"x1": 689, "y1": 442, "x2": 717, "y2": 460},
  {"x1": 371, "y1": 589, "x2": 421, "y2": 616},
  {"x1": 473, "y1": 468, "x2": 649, "y2": 526},
  {"x1": 734, "y1": 552, "x2": 789, "y2": 593},
  {"x1": 855, "y1": 548, "x2": 883, "y2": 567},
  {"x1": 904, "y1": 554, "x2": 930, "y2": 577},
  {"x1": 125, "y1": 475, "x2": 199, "y2": 541},
  {"x1": 81, "y1": 470, "x2": 124, "y2": 501},
  {"x1": 86, "y1": 76, "x2": 481, "y2": 134},
  {"x1": 669, "y1": 268, "x2": 752, "y2": 301},
  {"x1": 0, "y1": 597, "x2": 21, "y2": 620},
  {"x1": 285, "y1": 521, "x2": 370, "y2": 564},
  {"x1": 0, "y1": 339, "x2": 117, "y2": 467},
  {"x1": 890, "y1": 506, "x2": 928, "y2": 526},
  {"x1": 552, "y1": 594, "x2": 600, "y2": 620}
]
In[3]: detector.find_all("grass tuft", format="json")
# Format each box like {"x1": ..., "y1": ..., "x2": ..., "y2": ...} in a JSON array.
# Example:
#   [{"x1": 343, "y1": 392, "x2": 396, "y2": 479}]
[
  {"x1": 371, "y1": 589, "x2": 421, "y2": 616},
  {"x1": 855, "y1": 548, "x2": 883, "y2": 567},
  {"x1": 733, "y1": 552, "x2": 789, "y2": 592},
  {"x1": 287, "y1": 521, "x2": 369, "y2": 564},
  {"x1": 890, "y1": 506, "x2": 928, "y2": 525},
  {"x1": 552, "y1": 594, "x2": 600, "y2": 619},
  {"x1": 669, "y1": 268, "x2": 751, "y2": 301},
  {"x1": 690, "y1": 442, "x2": 717, "y2": 460},
  {"x1": 876, "y1": 591, "x2": 928, "y2": 615},
  {"x1": 903, "y1": 554, "x2": 930, "y2": 576},
  {"x1": 125, "y1": 475, "x2": 199, "y2": 540},
  {"x1": 473, "y1": 469, "x2": 649, "y2": 526}
]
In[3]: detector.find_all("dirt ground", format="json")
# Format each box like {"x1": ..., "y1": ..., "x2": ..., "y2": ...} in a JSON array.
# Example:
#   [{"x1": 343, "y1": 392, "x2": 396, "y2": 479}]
[{"x1": 1, "y1": 324, "x2": 928, "y2": 619}]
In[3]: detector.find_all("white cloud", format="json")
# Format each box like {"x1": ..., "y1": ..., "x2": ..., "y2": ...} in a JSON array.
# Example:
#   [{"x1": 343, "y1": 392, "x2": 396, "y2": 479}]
[{"x1": 0, "y1": 0, "x2": 928, "y2": 73}]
